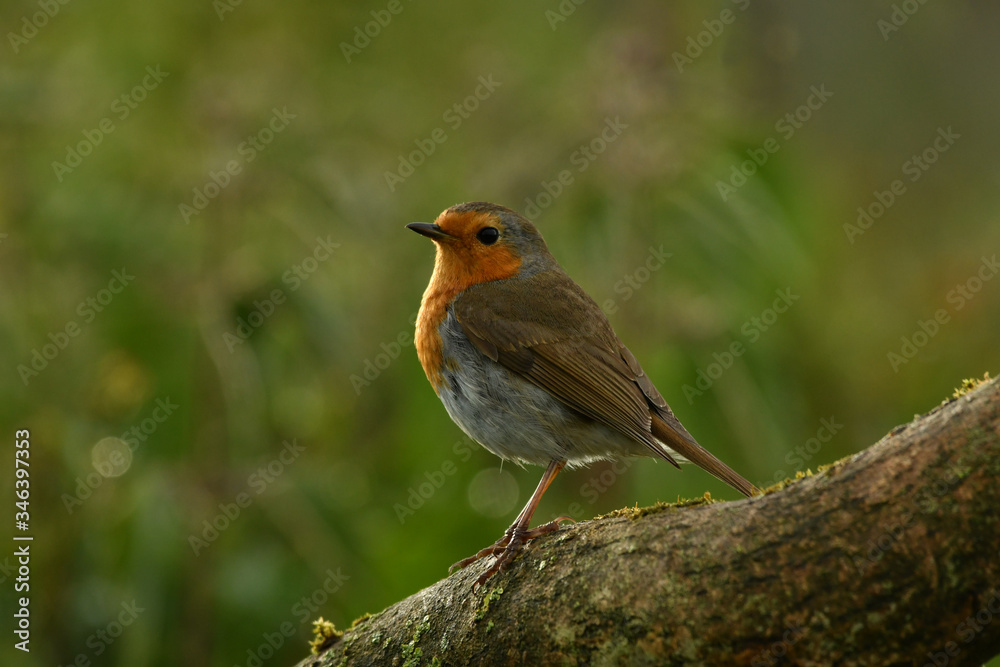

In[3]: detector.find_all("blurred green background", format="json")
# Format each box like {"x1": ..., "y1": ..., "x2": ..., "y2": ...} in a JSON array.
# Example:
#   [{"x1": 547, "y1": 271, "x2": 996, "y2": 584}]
[{"x1": 2, "y1": 0, "x2": 999, "y2": 665}]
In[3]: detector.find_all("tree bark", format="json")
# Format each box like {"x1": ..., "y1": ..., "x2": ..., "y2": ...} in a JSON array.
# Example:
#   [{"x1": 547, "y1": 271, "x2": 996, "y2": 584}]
[{"x1": 298, "y1": 378, "x2": 1000, "y2": 666}]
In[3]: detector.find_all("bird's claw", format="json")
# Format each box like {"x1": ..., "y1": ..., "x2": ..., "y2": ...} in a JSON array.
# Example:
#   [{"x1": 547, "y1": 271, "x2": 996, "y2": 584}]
[
  {"x1": 450, "y1": 516, "x2": 575, "y2": 587},
  {"x1": 448, "y1": 536, "x2": 511, "y2": 574}
]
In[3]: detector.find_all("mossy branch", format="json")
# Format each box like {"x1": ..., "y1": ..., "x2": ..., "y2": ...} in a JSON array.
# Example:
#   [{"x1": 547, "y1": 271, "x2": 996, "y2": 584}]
[{"x1": 297, "y1": 377, "x2": 1000, "y2": 666}]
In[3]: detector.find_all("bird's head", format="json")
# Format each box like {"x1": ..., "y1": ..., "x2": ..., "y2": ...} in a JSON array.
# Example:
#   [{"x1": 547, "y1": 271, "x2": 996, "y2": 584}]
[{"x1": 407, "y1": 202, "x2": 554, "y2": 290}]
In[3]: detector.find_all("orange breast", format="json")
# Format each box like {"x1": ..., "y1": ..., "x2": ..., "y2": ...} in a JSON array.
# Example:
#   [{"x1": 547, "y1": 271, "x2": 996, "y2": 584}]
[
  {"x1": 415, "y1": 283, "x2": 452, "y2": 392},
  {"x1": 415, "y1": 222, "x2": 522, "y2": 392}
]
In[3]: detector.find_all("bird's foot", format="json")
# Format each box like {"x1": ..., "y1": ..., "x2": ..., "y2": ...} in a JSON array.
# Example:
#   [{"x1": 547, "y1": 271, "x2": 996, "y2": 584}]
[{"x1": 449, "y1": 516, "x2": 575, "y2": 588}]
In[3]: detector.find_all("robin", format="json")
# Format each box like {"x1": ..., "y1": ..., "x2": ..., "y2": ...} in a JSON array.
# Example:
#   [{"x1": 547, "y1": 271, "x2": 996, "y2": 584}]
[{"x1": 407, "y1": 201, "x2": 758, "y2": 587}]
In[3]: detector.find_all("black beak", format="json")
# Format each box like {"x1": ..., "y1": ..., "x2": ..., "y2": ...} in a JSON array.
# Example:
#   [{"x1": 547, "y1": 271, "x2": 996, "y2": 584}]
[{"x1": 406, "y1": 222, "x2": 456, "y2": 241}]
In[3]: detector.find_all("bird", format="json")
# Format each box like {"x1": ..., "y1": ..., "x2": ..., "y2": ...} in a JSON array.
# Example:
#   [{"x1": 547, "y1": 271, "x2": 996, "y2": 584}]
[{"x1": 407, "y1": 201, "x2": 758, "y2": 587}]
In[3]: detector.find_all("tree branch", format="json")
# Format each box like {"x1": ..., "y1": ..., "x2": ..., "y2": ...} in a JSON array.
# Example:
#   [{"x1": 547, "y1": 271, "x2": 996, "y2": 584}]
[{"x1": 298, "y1": 377, "x2": 1000, "y2": 666}]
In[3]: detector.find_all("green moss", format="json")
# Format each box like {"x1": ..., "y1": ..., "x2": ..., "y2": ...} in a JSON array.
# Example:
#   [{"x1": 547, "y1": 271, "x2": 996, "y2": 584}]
[
  {"x1": 342, "y1": 633, "x2": 357, "y2": 649},
  {"x1": 400, "y1": 641, "x2": 422, "y2": 667},
  {"x1": 816, "y1": 460, "x2": 841, "y2": 474},
  {"x1": 597, "y1": 492, "x2": 718, "y2": 520},
  {"x1": 947, "y1": 372, "x2": 991, "y2": 402},
  {"x1": 760, "y1": 471, "x2": 814, "y2": 495},
  {"x1": 308, "y1": 617, "x2": 343, "y2": 654},
  {"x1": 475, "y1": 586, "x2": 504, "y2": 621},
  {"x1": 413, "y1": 615, "x2": 431, "y2": 643},
  {"x1": 759, "y1": 456, "x2": 861, "y2": 496},
  {"x1": 394, "y1": 614, "x2": 433, "y2": 666},
  {"x1": 350, "y1": 612, "x2": 373, "y2": 629},
  {"x1": 487, "y1": 619, "x2": 495, "y2": 633}
]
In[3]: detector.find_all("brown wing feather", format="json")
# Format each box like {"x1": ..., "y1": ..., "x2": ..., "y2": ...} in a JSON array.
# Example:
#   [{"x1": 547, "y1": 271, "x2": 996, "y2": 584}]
[
  {"x1": 618, "y1": 336, "x2": 759, "y2": 497},
  {"x1": 462, "y1": 319, "x2": 677, "y2": 466},
  {"x1": 455, "y1": 271, "x2": 759, "y2": 496},
  {"x1": 650, "y1": 416, "x2": 758, "y2": 497},
  {"x1": 456, "y1": 275, "x2": 678, "y2": 466}
]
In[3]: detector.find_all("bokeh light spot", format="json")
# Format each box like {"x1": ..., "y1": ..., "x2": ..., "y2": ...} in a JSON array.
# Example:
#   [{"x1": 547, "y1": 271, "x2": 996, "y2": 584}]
[
  {"x1": 91, "y1": 437, "x2": 132, "y2": 478},
  {"x1": 467, "y1": 468, "x2": 519, "y2": 518}
]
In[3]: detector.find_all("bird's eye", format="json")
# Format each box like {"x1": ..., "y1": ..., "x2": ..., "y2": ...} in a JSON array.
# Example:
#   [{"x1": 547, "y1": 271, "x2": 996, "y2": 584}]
[{"x1": 476, "y1": 227, "x2": 500, "y2": 245}]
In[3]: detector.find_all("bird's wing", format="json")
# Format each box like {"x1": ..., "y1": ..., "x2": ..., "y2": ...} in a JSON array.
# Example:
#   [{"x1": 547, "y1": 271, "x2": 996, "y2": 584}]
[
  {"x1": 453, "y1": 271, "x2": 679, "y2": 466},
  {"x1": 454, "y1": 270, "x2": 759, "y2": 497}
]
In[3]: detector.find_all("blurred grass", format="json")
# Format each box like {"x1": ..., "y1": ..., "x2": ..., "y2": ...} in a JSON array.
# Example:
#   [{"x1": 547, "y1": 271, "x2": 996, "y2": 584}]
[{"x1": 1, "y1": 1, "x2": 999, "y2": 665}]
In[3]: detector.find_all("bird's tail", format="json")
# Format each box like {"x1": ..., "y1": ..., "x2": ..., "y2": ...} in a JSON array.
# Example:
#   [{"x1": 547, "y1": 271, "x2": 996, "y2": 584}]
[{"x1": 651, "y1": 414, "x2": 759, "y2": 497}]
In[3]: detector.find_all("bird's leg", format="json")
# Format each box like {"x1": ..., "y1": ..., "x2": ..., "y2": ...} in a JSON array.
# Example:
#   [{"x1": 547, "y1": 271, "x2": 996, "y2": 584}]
[{"x1": 450, "y1": 459, "x2": 574, "y2": 587}]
